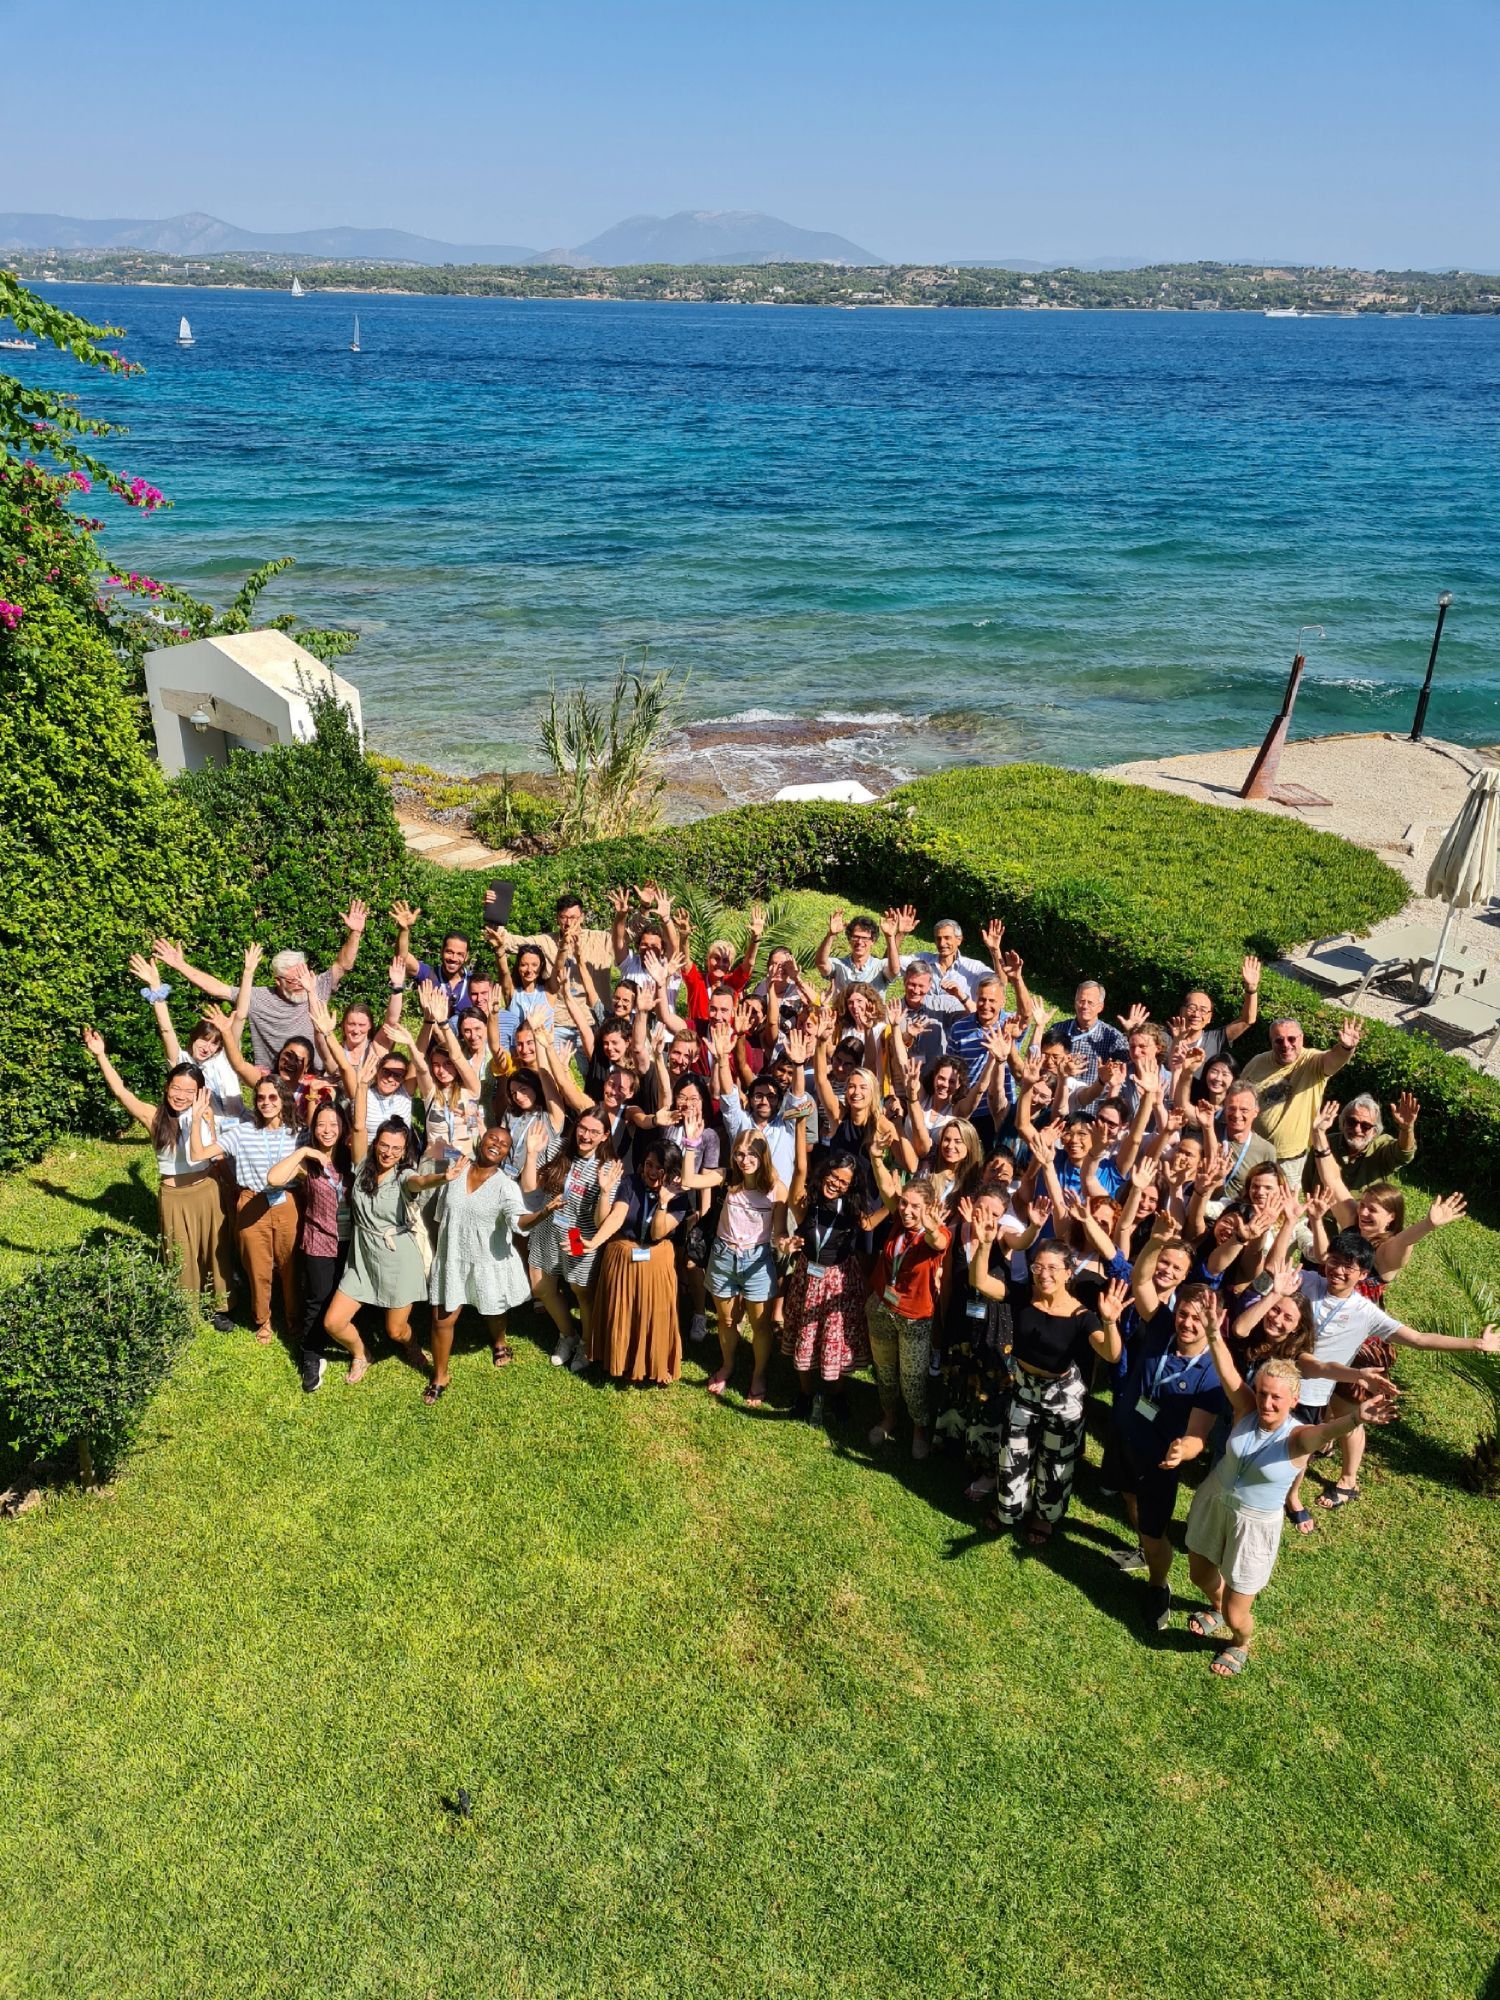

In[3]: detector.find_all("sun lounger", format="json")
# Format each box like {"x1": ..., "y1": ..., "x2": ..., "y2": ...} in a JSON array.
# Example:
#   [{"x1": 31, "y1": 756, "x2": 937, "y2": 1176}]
[
  {"x1": 1284, "y1": 938, "x2": 1400, "y2": 1000},
  {"x1": 1409, "y1": 991, "x2": 1500, "y2": 1070}
]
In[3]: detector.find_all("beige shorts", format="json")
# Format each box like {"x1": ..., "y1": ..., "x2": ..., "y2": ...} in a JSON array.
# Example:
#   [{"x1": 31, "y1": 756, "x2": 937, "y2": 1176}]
[{"x1": 1185, "y1": 1482, "x2": 1284, "y2": 1598}]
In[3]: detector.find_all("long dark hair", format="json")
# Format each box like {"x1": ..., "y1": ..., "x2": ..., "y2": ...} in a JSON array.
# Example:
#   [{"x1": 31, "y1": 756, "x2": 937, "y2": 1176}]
[
  {"x1": 304, "y1": 1101, "x2": 352, "y2": 1180},
  {"x1": 359, "y1": 1115, "x2": 418, "y2": 1192},
  {"x1": 153, "y1": 1060, "x2": 205, "y2": 1154},
  {"x1": 538, "y1": 1107, "x2": 611, "y2": 1194}
]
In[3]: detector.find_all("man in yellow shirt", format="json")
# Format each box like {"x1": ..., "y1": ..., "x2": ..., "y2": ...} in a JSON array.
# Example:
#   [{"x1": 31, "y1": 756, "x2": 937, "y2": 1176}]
[{"x1": 1239, "y1": 1014, "x2": 1363, "y2": 1184}]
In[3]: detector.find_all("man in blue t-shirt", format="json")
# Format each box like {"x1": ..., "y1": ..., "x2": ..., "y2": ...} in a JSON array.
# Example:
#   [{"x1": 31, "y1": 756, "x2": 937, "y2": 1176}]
[{"x1": 1105, "y1": 1280, "x2": 1227, "y2": 1630}]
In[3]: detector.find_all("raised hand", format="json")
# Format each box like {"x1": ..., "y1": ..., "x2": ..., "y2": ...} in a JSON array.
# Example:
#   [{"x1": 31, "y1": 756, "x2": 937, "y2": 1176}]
[
  {"x1": 672, "y1": 905, "x2": 693, "y2": 937},
  {"x1": 358, "y1": 1047, "x2": 382, "y2": 1086},
  {"x1": 525, "y1": 1118, "x2": 549, "y2": 1157},
  {"x1": 1428, "y1": 1192, "x2": 1467, "y2": 1229},
  {"x1": 782, "y1": 1026, "x2": 813, "y2": 1066},
  {"x1": 941, "y1": 977, "x2": 969, "y2": 1001},
  {"x1": 879, "y1": 907, "x2": 900, "y2": 940},
  {"x1": 707, "y1": 1023, "x2": 734, "y2": 1061},
  {"x1": 607, "y1": 886, "x2": 632, "y2": 917},
  {"x1": 895, "y1": 904, "x2": 918, "y2": 937},
  {"x1": 389, "y1": 898, "x2": 421, "y2": 931},
  {"x1": 151, "y1": 937, "x2": 189, "y2": 973},
  {"x1": 341, "y1": 897, "x2": 370, "y2": 934},
  {"x1": 241, "y1": 940, "x2": 264, "y2": 981},
  {"x1": 81, "y1": 1024, "x2": 106, "y2": 1057},
  {"x1": 1167, "y1": 1014, "x2": 1190, "y2": 1045},
  {"x1": 1031, "y1": 1119, "x2": 1063, "y2": 1161},
  {"x1": 1392, "y1": 1091, "x2": 1420, "y2": 1133},
  {"x1": 483, "y1": 924, "x2": 510, "y2": 955},
  {"x1": 1098, "y1": 1277, "x2": 1130, "y2": 1322},
  {"x1": 128, "y1": 952, "x2": 162, "y2": 987},
  {"x1": 1304, "y1": 1187, "x2": 1332, "y2": 1224},
  {"x1": 598, "y1": 1158, "x2": 624, "y2": 1198},
  {"x1": 1176, "y1": 1042, "x2": 1206, "y2": 1074},
  {"x1": 387, "y1": 954, "x2": 407, "y2": 993},
  {"x1": 417, "y1": 979, "x2": 449, "y2": 1024},
  {"x1": 307, "y1": 992, "x2": 336, "y2": 1035},
  {"x1": 980, "y1": 917, "x2": 1004, "y2": 954},
  {"x1": 1241, "y1": 954, "x2": 1262, "y2": 992},
  {"x1": 1314, "y1": 1098, "x2": 1340, "y2": 1135},
  {"x1": 1117, "y1": 1002, "x2": 1150, "y2": 1034},
  {"x1": 826, "y1": 907, "x2": 846, "y2": 937},
  {"x1": 1269, "y1": 1265, "x2": 1303, "y2": 1299},
  {"x1": 1337, "y1": 1016, "x2": 1364, "y2": 1052},
  {"x1": 748, "y1": 901, "x2": 767, "y2": 937},
  {"x1": 1129, "y1": 1156, "x2": 1159, "y2": 1191},
  {"x1": 1478, "y1": 1325, "x2": 1500, "y2": 1354},
  {"x1": 200, "y1": 1001, "x2": 235, "y2": 1038},
  {"x1": 445, "y1": 1156, "x2": 468, "y2": 1183},
  {"x1": 1134, "y1": 1052, "x2": 1161, "y2": 1099}
]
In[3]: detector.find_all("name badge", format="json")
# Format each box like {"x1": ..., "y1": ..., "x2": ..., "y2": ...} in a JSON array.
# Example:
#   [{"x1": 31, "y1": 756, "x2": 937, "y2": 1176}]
[
  {"x1": 631, "y1": 1245, "x2": 651, "y2": 1263},
  {"x1": 883, "y1": 1284, "x2": 901, "y2": 1307},
  {"x1": 967, "y1": 1298, "x2": 987, "y2": 1319},
  {"x1": 1135, "y1": 1395, "x2": 1159, "y2": 1422},
  {"x1": 806, "y1": 1262, "x2": 826, "y2": 1279}
]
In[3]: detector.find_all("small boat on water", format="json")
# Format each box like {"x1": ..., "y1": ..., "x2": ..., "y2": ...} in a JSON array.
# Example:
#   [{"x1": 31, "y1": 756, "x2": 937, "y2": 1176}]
[
  {"x1": 1264, "y1": 307, "x2": 1303, "y2": 318},
  {"x1": 0, "y1": 337, "x2": 38, "y2": 351},
  {"x1": 350, "y1": 315, "x2": 361, "y2": 352},
  {"x1": 177, "y1": 316, "x2": 194, "y2": 346},
  {"x1": 291, "y1": 276, "x2": 305, "y2": 297}
]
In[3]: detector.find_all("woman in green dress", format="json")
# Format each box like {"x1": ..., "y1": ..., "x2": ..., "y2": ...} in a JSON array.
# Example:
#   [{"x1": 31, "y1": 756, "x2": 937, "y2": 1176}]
[{"x1": 323, "y1": 1087, "x2": 426, "y2": 1384}]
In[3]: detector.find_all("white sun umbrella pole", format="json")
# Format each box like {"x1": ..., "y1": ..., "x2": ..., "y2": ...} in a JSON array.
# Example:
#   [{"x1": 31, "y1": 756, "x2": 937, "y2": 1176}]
[{"x1": 1423, "y1": 766, "x2": 1500, "y2": 999}]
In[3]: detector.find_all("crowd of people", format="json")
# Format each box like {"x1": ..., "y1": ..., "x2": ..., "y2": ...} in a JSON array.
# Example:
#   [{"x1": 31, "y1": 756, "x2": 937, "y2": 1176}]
[{"x1": 84, "y1": 883, "x2": 1497, "y2": 1675}]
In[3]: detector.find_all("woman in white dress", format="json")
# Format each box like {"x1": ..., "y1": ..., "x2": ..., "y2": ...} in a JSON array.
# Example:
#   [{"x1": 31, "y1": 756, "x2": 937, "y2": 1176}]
[{"x1": 406, "y1": 1124, "x2": 546, "y2": 1401}]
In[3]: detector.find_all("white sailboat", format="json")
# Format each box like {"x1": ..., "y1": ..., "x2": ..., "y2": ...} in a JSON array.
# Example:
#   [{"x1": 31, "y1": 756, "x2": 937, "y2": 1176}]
[
  {"x1": 290, "y1": 275, "x2": 305, "y2": 297},
  {"x1": 177, "y1": 315, "x2": 194, "y2": 346},
  {"x1": 350, "y1": 315, "x2": 361, "y2": 353}
]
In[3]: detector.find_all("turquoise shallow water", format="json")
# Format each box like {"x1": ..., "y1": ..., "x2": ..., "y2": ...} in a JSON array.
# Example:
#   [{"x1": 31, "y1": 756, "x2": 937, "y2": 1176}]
[{"x1": 22, "y1": 283, "x2": 1500, "y2": 794}]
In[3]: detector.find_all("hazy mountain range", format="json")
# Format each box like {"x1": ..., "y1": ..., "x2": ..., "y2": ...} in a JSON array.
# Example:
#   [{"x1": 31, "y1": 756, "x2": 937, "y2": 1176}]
[{"x1": 0, "y1": 208, "x2": 885, "y2": 268}]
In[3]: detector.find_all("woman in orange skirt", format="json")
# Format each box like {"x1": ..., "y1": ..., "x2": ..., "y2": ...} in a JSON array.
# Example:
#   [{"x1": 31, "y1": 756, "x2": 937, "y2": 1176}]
[{"x1": 591, "y1": 1141, "x2": 692, "y2": 1385}]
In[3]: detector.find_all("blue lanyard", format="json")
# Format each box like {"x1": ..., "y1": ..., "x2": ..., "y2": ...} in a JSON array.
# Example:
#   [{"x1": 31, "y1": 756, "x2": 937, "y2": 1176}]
[{"x1": 1149, "y1": 1346, "x2": 1215, "y2": 1401}]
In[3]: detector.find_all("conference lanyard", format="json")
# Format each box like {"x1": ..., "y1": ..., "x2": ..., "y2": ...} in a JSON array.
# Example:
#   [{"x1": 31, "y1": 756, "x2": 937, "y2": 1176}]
[{"x1": 1148, "y1": 1346, "x2": 1216, "y2": 1402}]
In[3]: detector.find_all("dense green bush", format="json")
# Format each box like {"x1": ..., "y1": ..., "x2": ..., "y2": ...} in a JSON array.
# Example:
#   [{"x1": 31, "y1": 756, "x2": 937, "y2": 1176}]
[
  {"x1": 0, "y1": 584, "x2": 223, "y2": 1170},
  {"x1": 0, "y1": 1235, "x2": 195, "y2": 1481},
  {"x1": 177, "y1": 689, "x2": 409, "y2": 991}
]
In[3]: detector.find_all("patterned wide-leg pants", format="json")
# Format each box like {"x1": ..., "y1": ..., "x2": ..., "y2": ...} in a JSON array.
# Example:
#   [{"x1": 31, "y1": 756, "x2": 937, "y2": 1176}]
[
  {"x1": 868, "y1": 1302, "x2": 932, "y2": 1428},
  {"x1": 995, "y1": 1364, "x2": 1087, "y2": 1526}
]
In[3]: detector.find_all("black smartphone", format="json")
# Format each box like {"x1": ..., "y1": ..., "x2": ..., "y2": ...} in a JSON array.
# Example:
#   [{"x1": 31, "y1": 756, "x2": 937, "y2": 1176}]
[{"x1": 483, "y1": 880, "x2": 515, "y2": 931}]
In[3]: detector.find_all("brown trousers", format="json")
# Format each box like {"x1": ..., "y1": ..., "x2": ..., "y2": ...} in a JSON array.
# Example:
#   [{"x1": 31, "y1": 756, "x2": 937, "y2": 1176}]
[
  {"x1": 159, "y1": 1174, "x2": 233, "y2": 1308},
  {"x1": 236, "y1": 1188, "x2": 301, "y2": 1329}
]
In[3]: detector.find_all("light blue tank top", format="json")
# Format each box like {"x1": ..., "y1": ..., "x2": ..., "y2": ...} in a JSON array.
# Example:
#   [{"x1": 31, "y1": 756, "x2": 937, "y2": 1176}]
[{"x1": 1219, "y1": 1412, "x2": 1301, "y2": 1514}]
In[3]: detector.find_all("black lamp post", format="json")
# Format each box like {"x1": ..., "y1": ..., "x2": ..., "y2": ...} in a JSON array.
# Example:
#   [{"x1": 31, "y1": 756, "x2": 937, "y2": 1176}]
[{"x1": 1409, "y1": 591, "x2": 1454, "y2": 742}]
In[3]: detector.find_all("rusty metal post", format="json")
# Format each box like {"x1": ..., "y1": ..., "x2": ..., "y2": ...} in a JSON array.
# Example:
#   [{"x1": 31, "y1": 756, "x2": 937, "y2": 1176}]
[{"x1": 1240, "y1": 626, "x2": 1323, "y2": 801}]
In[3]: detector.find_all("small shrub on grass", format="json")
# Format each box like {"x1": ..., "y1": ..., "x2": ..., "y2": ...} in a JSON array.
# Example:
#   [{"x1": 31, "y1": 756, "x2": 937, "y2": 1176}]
[
  {"x1": 0, "y1": 1236, "x2": 195, "y2": 1483},
  {"x1": 470, "y1": 777, "x2": 561, "y2": 851}
]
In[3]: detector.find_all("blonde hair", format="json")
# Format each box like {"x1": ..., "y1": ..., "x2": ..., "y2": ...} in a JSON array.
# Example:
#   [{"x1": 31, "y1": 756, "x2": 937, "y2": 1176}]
[{"x1": 1258, "y1": 1358, "x2": 1302, "y2": 1392}]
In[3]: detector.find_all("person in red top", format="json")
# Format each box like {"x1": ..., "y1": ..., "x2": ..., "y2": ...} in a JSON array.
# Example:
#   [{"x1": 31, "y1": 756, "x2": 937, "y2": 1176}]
[
  {"x1": 675, "y1": 901, "x2": 767, "y2": 1033},
  {"x1": 867, "y1": 1152, "x2": 951, "y2": 1461}
]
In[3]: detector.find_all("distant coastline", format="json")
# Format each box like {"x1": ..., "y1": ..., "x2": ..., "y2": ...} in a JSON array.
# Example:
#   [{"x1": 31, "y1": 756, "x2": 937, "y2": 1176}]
[{"x1": 12, "y1": 252, "x2": 1499, "y2": 316}]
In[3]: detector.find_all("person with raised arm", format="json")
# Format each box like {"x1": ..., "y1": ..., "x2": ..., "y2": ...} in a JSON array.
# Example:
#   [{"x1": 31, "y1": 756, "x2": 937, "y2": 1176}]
[
  {"x1": 264, "y1": 1099, "x2": 354, "y2": 1393},
  {"x1": 901, "y1": 916, "x2": 996, "y2": 1015},
  {"x1": 989, "y1": 1246, "x2": 1125, "y2": 1542},
  {"x1": 1239, "y1": 1013, "x2": 1362, "y2": 1186},
  {"x1": 153, "y1": 897, "x2": 369, "y2": 1073},
  {"x1": 777, "y1": 1111, "x2": 887, "y2": 1421},
  {"x1": 1056, "y1": 980, "x2": 1131, "y2": 1086},
  {"x1": 936, "y1": 1192, "x2": 1018, "y2": 1500},
  {"x1": 80, "y1": 1025, "x2": 236, "y2": 1327},
  {"x1": 521, "y1": 1107, "x2": 621, "y2": 1372},
  {"x1": 589, "y1": 1138, "x2": 695, "y2": 1385},
  {"x1": 1179, "y1": 1302, "x2": 1400, "y2": 1674},
  {"x1": 389, "y1": 898, "x2": 475, "y2": 1016},
  {"x1": 318, "y1": 1081, "x2": 426, "y2": 1387},
  {"x1": 1283, "y1": 1228, "x2": 1500, "y2": 1523},
  {"x1": 186, "y1": 1072, "x2": 300, "y2": 1345},
  {"x1": 129, "y1": 944, "x2": 258, "y2": 1135},
  {"x1": 864, "y1": 1149, "x2": 950, "y2": 1461},
  {"x1": 1165, "y1": 956, "x2": 1261, "y2": 1068},
  {"x1": 403, "y1": 1124, "x2": 539, "y2": 1397},
  {"x1": 694, "y1": 1130, "x2": 789, "y2": 1407},
  {"x1": 1303, "y1": 1090, "x2": 1419, "y2": 1196},
  {"x1": 814, "y1": 905, "x2": 903, "y2": 992}
]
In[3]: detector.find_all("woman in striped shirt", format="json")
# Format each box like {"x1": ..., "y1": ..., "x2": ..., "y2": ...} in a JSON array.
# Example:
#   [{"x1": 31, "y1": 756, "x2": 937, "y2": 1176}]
[{"x1": 190, "y1": 1076, "x2": 300, "y2": 1344}]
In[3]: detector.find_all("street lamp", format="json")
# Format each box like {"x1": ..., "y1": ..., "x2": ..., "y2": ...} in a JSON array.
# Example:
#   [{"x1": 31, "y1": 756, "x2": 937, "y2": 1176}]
[{"x1": 1409, "y1": 591, "x2": 1454, "y2": 742}]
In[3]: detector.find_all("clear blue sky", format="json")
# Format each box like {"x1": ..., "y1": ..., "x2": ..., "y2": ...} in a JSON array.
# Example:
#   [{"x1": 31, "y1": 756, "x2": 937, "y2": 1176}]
[{"x1": 6, "y1": 0, "x2": 1496, "y2": 266}]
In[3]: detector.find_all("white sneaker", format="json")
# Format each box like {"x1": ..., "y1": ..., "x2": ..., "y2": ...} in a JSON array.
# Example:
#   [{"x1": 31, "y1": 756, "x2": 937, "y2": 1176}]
[
  {"x1": 551, "y1": 1333, "x2": 577, "y2": 1368},
  {"x1": 689, "y1": 1313, "x2": 707, "y2": 1343},
  {"x1": 868, "y1": 1420, "x2": 894, "y2": 1447}
]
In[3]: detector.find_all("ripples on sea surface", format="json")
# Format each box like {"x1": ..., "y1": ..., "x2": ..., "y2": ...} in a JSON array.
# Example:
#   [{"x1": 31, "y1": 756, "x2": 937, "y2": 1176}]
[{"x1": 23, "y1": 286, "x2": 1500, "y2": 798}]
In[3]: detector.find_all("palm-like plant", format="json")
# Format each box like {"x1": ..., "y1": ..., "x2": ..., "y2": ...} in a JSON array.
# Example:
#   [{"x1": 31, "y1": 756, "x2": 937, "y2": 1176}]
[
  {"x1": 1434, "y1": 1246, "x2": 1500, "y2": 1496},
  {"x1": 541, "y1": 655, "x2": 685, "y2": 845}
]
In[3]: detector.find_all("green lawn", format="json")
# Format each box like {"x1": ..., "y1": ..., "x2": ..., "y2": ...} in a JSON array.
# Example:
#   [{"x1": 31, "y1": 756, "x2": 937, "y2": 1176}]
[{"x1": 1, "y1": 1140, "x2": 1498, "y2": 1999}]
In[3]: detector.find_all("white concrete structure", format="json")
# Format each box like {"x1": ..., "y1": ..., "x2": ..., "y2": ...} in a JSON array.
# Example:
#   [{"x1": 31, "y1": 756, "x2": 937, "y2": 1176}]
[
  {"x1": 143, "y1": 630, "x2": 362, "y2": 776},
  {"x1": 772, "y1": 778, "x2": 878, "y2": 804}
]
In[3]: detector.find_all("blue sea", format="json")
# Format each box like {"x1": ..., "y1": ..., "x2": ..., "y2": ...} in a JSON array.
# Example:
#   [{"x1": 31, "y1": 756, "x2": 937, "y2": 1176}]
[{"x1": 20, "y1": 282, "x2": 1500, "y2": 800}]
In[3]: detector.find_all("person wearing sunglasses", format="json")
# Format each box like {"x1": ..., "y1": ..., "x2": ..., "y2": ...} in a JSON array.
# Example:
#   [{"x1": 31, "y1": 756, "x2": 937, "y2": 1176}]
[{"x1": 1304, "y1": 1092, "x2": 1419, "y2": 1195}]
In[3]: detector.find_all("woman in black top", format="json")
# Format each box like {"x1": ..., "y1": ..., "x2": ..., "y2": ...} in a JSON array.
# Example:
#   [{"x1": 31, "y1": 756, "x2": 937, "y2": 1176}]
[
  {"x1": 935, "y1": 1191, "x2": 1017, "y2": 1502},
  {"x1": 972, "y1": 1236, "x2": 1125, "y2": 1544}
]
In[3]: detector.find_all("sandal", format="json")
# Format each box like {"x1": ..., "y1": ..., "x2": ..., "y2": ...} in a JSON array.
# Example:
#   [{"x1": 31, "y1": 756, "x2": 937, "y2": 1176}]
[
  {"x1": 1023, "y1": 1519, "x2": 1053, "y2": 1547},
  {"x1": 1285, "y1": 1504, "x2": 1316, "y2": 1534},
  {"x1": 491, "y1": 1342, "x2": 513, "y2": 1368},
  {"x1": 1211, "y1": 1644, "x2": 1250, "y2": 1676},
  {"x1": 706, "y1": 1370, "x2": 729, "y2": 1397},
  {"x1": 1188, "y1": 1607, "x2": 1227, "y2": 1639},
  {"x1": 422, "y1": 1380, "x2": 450, "y2": 1405},
  {"x1": 746, "y1": 1378, "x2": 767, "y2": 1410},
  {"x1": 254, "y1": 1324, "x2": 274, "y2": 1346},
  {"x1": 1318, "y1": 1484, "x2": 1361, "y2": 1510},
  {"x1": 964, "y1": 1474, "x2": 997, "y2": 1504}
]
